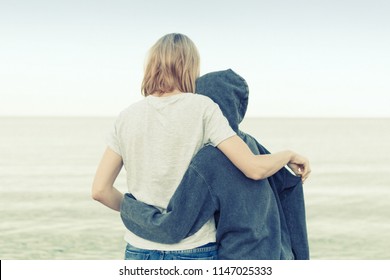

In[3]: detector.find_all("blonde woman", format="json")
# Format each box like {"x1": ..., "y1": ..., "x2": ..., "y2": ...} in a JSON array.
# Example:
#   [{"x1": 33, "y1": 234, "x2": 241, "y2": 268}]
[{"x1": 92, "y1": 33, "x2": 310, "y2": 260}]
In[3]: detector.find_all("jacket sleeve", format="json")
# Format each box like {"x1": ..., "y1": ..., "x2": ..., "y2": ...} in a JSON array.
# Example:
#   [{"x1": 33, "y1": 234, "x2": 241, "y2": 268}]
[{"x1": 120, "y1": 165, "x2": 217, "y2": 244}]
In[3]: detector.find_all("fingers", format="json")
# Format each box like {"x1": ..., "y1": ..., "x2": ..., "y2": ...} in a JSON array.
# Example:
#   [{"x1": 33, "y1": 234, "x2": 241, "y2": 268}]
[
  {"x1": 288, "y1": 153, "x2": 311, "y2": 183},
  {"x1": 287, "y1": 163, "x2": 300, "y2": 175},
  {"x1": 301, "y1": 165, "x2": 311, "y2": 183}
]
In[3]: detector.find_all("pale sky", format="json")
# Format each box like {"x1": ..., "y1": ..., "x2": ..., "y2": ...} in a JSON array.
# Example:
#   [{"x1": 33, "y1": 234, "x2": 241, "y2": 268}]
[{"x1": 1, "y1": 0, "x2": 389, "y2": 117}]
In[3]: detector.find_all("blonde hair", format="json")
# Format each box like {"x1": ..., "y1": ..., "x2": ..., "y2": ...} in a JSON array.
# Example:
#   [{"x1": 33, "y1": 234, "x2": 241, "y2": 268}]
[{"x1": 141, "y1": 33, "x2": 200, "y2": 96}]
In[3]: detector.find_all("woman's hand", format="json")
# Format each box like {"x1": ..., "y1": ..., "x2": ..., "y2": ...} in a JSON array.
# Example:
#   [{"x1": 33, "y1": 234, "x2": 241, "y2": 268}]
[{"x1": 288, "y1": 153, "x2": 311, "y2": 183}]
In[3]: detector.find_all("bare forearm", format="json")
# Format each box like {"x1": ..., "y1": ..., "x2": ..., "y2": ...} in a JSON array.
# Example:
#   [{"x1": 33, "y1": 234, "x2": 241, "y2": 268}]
[
  {"x1": 218, "y1": 135, "x2": 310, "y2": 181},
  {"x1": 251, "y1": 150, "x2": 294, "y2": 179},
  {"x1": 92, "y1": 186, "x2": 124, "y2": 211},
  {"x1": 92, "y1": 147, "x2": 124, "y2": 211}
]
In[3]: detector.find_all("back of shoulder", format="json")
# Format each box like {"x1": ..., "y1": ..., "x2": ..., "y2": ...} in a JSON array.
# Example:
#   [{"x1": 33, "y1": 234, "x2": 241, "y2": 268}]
[
  {"x1": 186, "y1": 94, "x2": 217, "y2": 110},
  {"x1": 191, "y1": 93, "x2": 214, "y2": 103},
  {"x1": 126, "y1": 98, "x2": 148, "y2": 111},
  {"x1": 115, "y1": 99, "x2": 147, "y2": 123}
]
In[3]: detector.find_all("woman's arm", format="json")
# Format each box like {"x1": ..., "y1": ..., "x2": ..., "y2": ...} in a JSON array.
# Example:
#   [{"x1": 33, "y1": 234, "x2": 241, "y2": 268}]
[
  {"x1": 217, "y1": 135, "x2": 311, "y2": 182},
  {"x1": 92, "y1": 147, "x2": 124, "y2": 211}
]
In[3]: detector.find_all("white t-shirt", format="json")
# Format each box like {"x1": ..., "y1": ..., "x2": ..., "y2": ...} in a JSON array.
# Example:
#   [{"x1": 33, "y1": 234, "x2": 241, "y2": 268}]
[{"x1": 107, "y1": 93, "x2": 236, "y2": 250}]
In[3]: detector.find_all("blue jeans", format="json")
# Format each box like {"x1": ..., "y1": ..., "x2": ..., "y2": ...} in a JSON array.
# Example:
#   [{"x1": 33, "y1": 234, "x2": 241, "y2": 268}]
[{"x1": 124, "y1": 242, "x2": 218, "y2": 260}]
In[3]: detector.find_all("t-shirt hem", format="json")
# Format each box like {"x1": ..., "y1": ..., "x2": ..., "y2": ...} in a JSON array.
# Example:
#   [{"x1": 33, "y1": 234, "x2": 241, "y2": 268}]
[
  {"x1": 106, "y1": 143, "x2": 122, "y2": 156},
  {"x1": 211, "y1": 131, "x2": 236, "y2": 147}
]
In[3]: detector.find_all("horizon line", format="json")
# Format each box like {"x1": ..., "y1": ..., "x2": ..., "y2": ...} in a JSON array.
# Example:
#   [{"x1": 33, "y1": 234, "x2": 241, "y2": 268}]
[{"x1": 1, "y1": 115, "x2": 389, "y2": 119}]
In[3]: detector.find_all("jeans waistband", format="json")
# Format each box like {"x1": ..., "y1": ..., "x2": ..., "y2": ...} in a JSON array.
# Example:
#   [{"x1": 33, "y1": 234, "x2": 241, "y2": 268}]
[{"x1": 126, "y1": 242, "x2": 217, "y2": 253}]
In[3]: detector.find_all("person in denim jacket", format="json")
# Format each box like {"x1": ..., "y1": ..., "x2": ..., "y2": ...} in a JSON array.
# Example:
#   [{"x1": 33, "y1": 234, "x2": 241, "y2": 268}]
[{"x1": 120, "y1": 69, "x2": 310, "y2": 260}]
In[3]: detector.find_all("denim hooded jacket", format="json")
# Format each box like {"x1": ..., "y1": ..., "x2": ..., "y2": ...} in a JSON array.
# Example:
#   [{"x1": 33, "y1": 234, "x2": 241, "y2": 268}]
[{"x1": 120, "y1": 69, "x2": 310, "y2": 260}]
